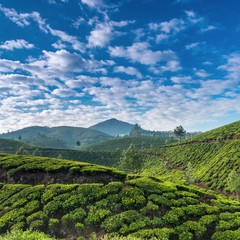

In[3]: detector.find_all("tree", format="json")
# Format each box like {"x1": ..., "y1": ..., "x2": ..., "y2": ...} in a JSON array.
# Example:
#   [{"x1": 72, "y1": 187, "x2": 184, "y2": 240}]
[
  {"x1": 18, "y1": 135, "x2": 22, "y2": 141},
  {"x1": 76, "y1": 140, "x2": 81, "y2": 147},
  {"x1": 227, "y1": 170, "x2": 240, "y2": 200},
  {"x1": 173, "y1": 125, "x2": 186, "y2": 142},
  {"x1": 119, "y1": 144, "x2": 143, "y2": 173},
  {"x1": 16, "y1": 146, "x2": 28, "y2": 155},
  {"x1": 130, "y1": 124, "x2": 142, "y2": 137},
  {"x1": 185, "y1": 162, "x2": 196, "y2": 184}
]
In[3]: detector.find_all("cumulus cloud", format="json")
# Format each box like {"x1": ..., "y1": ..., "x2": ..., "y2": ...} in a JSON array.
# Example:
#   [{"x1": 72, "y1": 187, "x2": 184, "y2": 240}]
[
  {"x1": 109, "y1": 42, "x2": 178, "y2": 65},
  {"x1": 0, "y1": 5, "x2": 83, "y2": 52},
  {"x1": 114, "y1": 66, "x2": 142, "y2": 78},
  {"x1": 0, "y1": 39, "x2": 34, "y2": 50},
  {"x1": 88, "y1": 23, "x2": 113, "y2": 48},
  {"x1": 218, "y1": 53, "x2": 240, "y2": 80},
  {"x1": 87, "y1": 20, "x2": 134, "y2": 48}
]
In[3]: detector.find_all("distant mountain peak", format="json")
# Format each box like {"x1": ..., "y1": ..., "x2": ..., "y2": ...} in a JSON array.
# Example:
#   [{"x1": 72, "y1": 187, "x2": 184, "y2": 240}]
[{"x1": 89, "y1": 118, "x2": 134, "y2": 136}]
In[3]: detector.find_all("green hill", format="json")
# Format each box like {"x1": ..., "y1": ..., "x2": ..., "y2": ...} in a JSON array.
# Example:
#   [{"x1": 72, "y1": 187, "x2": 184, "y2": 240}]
[
  {"x1": 0, "y1": 126, "x2": 113, "y2": 149},
  {"x1": 143, "y1": 120, "x2": 240, "y2": 192},
  {"x1": 1, "y1": 154, "x2": 240, "y2": 239},
  {"x1": 89, "y1": 118, "x2": 134, "y2": 136},
  {"x1": 84, "y1": 136, "x2": 176, "y2": 151},
  {"x1": 185, "y1": 120, "x2": 240, "y2": 143}
]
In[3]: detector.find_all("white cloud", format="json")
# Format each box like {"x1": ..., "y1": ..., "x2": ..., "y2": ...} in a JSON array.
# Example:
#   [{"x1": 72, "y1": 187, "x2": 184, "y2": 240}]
[
  {"x1": 160, "y1": 60, "x2": 182, "y2": 72},
  {"x1": 81, "y1": 0, "x2": 104, "y2": 8},
  {"x1": 218, "y1": 53, "x2": 240, "y2": 80},
  {"x1": 109, "y1": 42, "x2": 178, "y2": 65},
  {"x1": 88, "y1": 23, "x2": 113, "y2": 48},
  {"x1": 0, "y1": 4, "x2": 32, "y2": 27},
  {"x1": 47, "y1": 27, "x2": 84, "y2": 51},
  {"x1": 171, "y1": 76, "x2": 193, "y2": 84},
  {"x1": 48, "y1": 0, "x2": 68, "y2": 4},
  {"x1": 185, "y1": 42, "x2": 200, "y2": 50},
  {"x1": 194, "y1": 69, "x2": 211, "y2": 78},
  {"x1": 87, "y1": 20, "x2": 134, "y2": 48},
  {"x1": 156, "y1": 34, "x2": 169, "y2": 43},
  {"x1": 0, "y1": 39, "x2": 34, "y2": 51},
  {"x1": 0, "y1": 5, "x2": 83, "y2": 52},
  {"x1": 160, "y1": 18, "x2": 186, "y2": 33},
  {"x1": 114, "y1": 66, "x2": 142, "y2": 78},
  {"x1": 200, "y1": 25, "x2": 218, "y2": 32}
]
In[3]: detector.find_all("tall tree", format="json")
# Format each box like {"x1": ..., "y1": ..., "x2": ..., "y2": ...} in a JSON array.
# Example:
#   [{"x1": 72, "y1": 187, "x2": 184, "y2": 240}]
[
  {"x1": 119, "y1": 144, "x2": 143, "y2": 173},
  {"x1": 173, "y1": 125, "x2": 186, "y2": 142}
]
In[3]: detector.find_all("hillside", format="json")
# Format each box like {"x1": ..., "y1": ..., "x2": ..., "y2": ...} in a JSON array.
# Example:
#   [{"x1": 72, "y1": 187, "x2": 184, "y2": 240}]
[
  {"x1": 0, "y1": 138, "x2": 121, "y2": 168},
  {"x1": 0, "y1": 126, "x2": 113, "y2": 149},
  {"x1": 89, "y1": 118, "x2": 134, "y2": 136},
  {"x1": 0, "y1": 138, "x2": 33, "y2": 153},
  {"x1": 143, "y1": 120, "x2": 240, "y2": 191},
  {"x1": 185, "y1": 120, "x2": 240, "y2": 143},
  {"x1": 84, "y1": 136, "x2": 176, "y2": 151},
  {"x1": 1, "y1": 154, "x2": 240, "y2": 239}
]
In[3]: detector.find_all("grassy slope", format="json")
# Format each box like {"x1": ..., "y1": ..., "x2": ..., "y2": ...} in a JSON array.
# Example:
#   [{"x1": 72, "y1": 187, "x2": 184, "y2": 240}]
[
  {"x1": 143, "y1": 120, "x2": 240, "y2": 191},
  {"x1": 1, "y1": 155, "x2": 240, "y2": 239},
  {"x1": 84, "y1": 136, "x2": 176, "y2": 151}
]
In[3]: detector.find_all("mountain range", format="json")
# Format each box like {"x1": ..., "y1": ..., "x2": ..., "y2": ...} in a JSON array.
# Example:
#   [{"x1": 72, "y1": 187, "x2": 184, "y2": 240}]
[{"x1": 0, "y1": 118, "x2": 200, "y2": 149}]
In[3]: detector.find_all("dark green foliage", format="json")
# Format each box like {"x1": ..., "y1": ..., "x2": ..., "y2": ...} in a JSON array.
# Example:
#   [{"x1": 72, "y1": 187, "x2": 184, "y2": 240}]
[{"x1": 174, "y1": 125, "x2": 186, "y2": 142}]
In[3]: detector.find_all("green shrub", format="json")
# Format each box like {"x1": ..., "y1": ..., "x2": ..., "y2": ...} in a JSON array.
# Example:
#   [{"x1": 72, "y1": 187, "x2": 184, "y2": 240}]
[{"x1": 0, "y1": 230, "x2": 56, "y2": 240}]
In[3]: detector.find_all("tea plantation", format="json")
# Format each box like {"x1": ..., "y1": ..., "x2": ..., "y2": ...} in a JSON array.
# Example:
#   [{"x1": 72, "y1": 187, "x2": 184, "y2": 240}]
[
  {"x1": 141, "y1": 121, "x2": 240, "y2": 192},
  {"x1": 1, "y1": 154, "x2": 240, "y2": 239},
  {"x1": 84, "y1": 136, "x2": 176, "y2": 151}
]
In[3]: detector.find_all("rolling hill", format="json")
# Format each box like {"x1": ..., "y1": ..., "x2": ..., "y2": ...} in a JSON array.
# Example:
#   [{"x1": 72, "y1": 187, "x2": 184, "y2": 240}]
[
  {"x1": 1, "y1": 154, "x2": 240, "y2": 239},
  {"x1": 0, "y1": 126, "x2": 113, "y2": 149},
  {"x1": 89, "y1": 118, "x2": 134, "y2": 136},
  {"x1": 143, "y1": 120, "x2": 240, "y2": 191}
]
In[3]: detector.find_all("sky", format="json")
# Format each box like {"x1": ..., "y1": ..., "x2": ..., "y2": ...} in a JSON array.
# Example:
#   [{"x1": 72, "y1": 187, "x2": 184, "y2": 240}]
[{"x1": 0, "y1": 0, "x2": 240, "y2": 133}]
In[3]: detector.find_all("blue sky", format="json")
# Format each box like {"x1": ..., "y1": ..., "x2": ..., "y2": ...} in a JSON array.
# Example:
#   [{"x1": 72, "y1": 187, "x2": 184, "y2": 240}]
[{"x1": 0, "y1": 0, "x2": 240, "y2": 133}]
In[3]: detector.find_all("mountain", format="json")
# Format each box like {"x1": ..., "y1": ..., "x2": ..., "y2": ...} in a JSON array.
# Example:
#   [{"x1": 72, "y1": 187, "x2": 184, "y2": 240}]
[
  {"x1": 1, "y1": 153, "x2": 240, "y2": 239},
  {"x1": 89, "y1": 118, "x2": 134, "y2": 136},
  {"x1": 0, "y1": 126, "x2": 113, "y2": 149}
]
